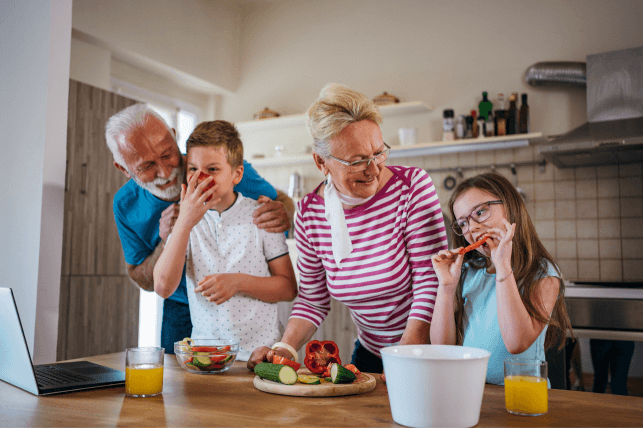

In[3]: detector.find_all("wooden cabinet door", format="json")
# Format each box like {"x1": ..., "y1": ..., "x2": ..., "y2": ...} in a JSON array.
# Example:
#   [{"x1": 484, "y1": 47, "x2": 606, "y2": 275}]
[
  {"x1": 59, "y1": 80, "x2": 140, "y2": 360},
  {"x1": 62, "y1": 80, "x2": 137, "y2": 276},
  {"x1": 59, "y1": 276, "x2": 140, "y2": 360}
]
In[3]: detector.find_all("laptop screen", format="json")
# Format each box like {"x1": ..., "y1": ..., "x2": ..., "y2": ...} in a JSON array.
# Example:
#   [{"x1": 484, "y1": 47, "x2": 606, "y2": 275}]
[{"x1": 0, "y1": 287, "x2": 40, "y2": 395}]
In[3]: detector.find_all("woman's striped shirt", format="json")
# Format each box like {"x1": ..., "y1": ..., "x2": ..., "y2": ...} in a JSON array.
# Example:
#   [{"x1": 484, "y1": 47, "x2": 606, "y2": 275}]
[{"x1": 290, "y1": 166, "x2": 448, "y2": 357}]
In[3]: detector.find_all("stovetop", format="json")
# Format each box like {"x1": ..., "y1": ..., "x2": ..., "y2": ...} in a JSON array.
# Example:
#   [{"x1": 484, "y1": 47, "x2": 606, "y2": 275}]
[
  {"x1": 565, "y1": 281, "x2": 643, "y2": 299},
  {"x1": 567, "y1": 281, "x2": 643, "y2": 289}
]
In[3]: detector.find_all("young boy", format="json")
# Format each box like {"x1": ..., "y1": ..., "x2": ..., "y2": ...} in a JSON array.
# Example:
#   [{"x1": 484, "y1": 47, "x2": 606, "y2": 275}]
[{"x1": 153, "y1": 120, "x2": 297, "y2": 361}]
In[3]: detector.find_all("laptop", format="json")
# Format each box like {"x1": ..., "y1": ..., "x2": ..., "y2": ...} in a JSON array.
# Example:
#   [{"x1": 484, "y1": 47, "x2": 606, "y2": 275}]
[{"x1": 0, "y1": 287, "x2": 125, "y2": 395}]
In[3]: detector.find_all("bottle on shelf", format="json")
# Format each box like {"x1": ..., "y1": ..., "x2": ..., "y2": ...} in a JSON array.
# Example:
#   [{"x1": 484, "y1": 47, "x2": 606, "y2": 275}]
[
  {"x1": 485, "y1": 111, "x2": 495, "y2": 137},
  {"x1": 465, "y1": 115, "x2": 474, "y2": 138},
  {"x1": 455, "y1": 115, "x2": 466, "y2": 139},
  {"x1": 442, "y1": 109, "x2": 455, "y2": 141},
  {"x1": 478, "y1": 91, "x2": 493, "y2": 121},
  {"x1": 506, "y1": 93, "x2": 518, "y2": 135},
  {"x1": 477, "y1": 115, "x2": 485, "y2": 139},
  {"x1": 495, "y1": 93, "x2": 506, "y2": 136},
  {"x1": 519, "y1": 93, "x2": 530, "y2": 134},
  {"x1": 471, "y1": 110, "x2": 479, "y2": 138}
]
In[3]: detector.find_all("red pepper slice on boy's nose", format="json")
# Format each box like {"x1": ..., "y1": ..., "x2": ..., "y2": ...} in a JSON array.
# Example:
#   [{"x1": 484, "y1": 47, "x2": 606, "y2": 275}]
[
  {"x1": 196, "y1": 172, "x2": 216, "y2": 201},
  {"x1": 303, "y1": 340, "x2": 341, "y2": 374}
]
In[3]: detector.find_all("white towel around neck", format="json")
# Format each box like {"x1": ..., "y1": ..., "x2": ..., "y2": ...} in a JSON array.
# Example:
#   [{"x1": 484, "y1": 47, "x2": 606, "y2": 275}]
[{"x1": 323, "y1": 174, "x2": 374, "y2": 268}]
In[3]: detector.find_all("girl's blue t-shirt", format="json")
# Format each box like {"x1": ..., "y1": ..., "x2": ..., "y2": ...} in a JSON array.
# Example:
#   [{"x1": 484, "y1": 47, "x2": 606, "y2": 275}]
[{"x1": 461, "y1": 260, "x2": 560, "y2": 385}]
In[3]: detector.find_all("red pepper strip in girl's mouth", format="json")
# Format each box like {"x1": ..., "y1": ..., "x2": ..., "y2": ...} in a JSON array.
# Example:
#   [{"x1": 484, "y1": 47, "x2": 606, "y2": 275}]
[{"x1": 458, "y1": 235, "x2": 489, "y2": 255}]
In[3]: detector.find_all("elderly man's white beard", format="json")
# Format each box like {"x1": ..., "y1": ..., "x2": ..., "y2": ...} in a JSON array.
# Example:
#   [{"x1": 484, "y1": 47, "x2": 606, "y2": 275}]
[{"x1": 131, "y1": 167, "x2": 184, "y2": 200}]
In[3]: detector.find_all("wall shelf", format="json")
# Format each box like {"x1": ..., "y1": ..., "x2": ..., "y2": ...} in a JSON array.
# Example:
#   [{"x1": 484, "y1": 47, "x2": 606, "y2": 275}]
[
  {"x1": 236, "y1": 101, "x2": 433, "y2": 133},
  {"x1": 250, "y1": 132, "x2": 543, "y2": 167}
]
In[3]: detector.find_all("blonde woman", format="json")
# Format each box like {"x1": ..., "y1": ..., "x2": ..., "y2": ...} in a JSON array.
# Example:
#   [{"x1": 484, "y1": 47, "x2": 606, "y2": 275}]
[{"x1": 248, "y1": 84, "x2": 448, "y2": 375}]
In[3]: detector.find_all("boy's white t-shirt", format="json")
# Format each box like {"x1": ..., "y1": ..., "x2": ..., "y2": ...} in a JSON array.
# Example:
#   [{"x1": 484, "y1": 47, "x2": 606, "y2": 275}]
[{"x1": 182, "y1": 193, "x2": 289, "y2": 361}]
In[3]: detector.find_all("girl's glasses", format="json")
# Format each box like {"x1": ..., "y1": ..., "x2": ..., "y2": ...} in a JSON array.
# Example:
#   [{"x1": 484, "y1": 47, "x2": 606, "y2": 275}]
[
  {"x1": 451, "y1": 200, "x2": 503, "y2": 236},
  {"x1": 328, "y1": 143, "x2": 390, "y2": 173}
]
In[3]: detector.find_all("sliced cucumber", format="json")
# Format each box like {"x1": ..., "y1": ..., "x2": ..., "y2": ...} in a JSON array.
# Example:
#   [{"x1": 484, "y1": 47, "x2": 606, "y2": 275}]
[
  {"x1": 254, "y1": 362, "x2": 297, "y2": 385},
  {"x1": 193, "y1": 356, "x2": 212, "y2": 367},
  {"x1": 297, "y1": 374, "x2": 321, "y2": 385},
  {"x1": 330, "y1": 363, "x2": 356, "y2": 384}
]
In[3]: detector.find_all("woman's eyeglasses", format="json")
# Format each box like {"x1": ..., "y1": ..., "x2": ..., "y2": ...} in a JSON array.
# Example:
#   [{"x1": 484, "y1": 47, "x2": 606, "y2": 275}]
[
  {"x1": 451, "y1": 200, "x2": 503, "y2": 236},
  {"x1": 328, "y1": 143, "x2": 390, "y2": 173}
]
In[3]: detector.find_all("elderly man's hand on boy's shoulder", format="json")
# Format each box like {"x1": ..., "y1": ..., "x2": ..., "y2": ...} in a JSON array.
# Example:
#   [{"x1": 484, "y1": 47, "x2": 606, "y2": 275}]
[{"x1": 253, "y1": 194, "x2": 292, "y2": 233}]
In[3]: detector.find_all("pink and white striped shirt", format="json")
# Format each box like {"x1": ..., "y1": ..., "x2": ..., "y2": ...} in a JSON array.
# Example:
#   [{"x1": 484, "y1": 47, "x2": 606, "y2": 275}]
[{"x1": 291, "y1": 166, "x2": 448, "y2": 357}]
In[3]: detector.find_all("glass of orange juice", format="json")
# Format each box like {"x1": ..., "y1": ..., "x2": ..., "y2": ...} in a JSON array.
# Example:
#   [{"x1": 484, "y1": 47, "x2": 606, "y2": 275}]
[
  {"x1": 125, "y1": 347, "x2": 164, "y2": 397},
  {"x1": 504, "y1": 358, "x2": 548, "y2": 416}
]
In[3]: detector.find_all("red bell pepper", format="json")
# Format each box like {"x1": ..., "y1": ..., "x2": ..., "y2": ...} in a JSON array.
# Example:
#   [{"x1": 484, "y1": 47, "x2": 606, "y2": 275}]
[
  {"x1": 303, "y1": 340, "x2": 341, "y2": 374},
  {"x1": 272, "y1": 355, "x2": 301, "y2": 371}
]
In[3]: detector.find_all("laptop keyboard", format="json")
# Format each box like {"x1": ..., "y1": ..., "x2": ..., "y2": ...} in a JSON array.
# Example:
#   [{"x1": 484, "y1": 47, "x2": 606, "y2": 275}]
[{"x1": 34, "y1": 365, "x2": 93, "y2": 387}]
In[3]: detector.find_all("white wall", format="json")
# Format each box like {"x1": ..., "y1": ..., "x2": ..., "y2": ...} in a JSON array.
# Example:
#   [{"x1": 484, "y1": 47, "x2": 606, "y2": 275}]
[
  {"x1": 0, "y1": 0, "x2": 71, "y2": 364},
  {"x1": 69, "y1": 38, "x2": 111, "y2": 91},
  {"x1": 72, "y1": 0, "x2": 242, "y2": 94},
  {"x1": 225, "y1": 0, "x2": 643, "y2": 135}
]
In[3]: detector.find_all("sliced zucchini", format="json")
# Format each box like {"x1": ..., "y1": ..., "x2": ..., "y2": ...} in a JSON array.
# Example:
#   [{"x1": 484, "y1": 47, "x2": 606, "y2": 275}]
[
  {"x1": 193, "y1": 356, "x2": 212, "y2": 367},
  {"x1": 297, "y1": 374, "x2": 321, "y2": 385},
  {"x1": 330, "y1": 363, "x2": 356, "y2": 384},
  {"x1": 254, "y1": 362, "x2": 297, "y2": 385}
]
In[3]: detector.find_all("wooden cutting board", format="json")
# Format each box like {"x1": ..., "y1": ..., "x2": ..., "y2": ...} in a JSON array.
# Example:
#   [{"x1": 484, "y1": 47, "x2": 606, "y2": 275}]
[{"x1": 253, "y1": 369, "x2": 377, "y2": 397}]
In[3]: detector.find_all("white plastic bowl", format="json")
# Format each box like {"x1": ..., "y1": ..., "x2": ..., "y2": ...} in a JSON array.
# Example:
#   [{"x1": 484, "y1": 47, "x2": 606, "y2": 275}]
[{"x1": 381, "y1": 345, "x2": 490, "y2": 428}]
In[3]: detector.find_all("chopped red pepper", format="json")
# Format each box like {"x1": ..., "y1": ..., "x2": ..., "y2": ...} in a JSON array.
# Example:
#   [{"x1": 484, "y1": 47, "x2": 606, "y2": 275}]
[
  {"x1": 343, "y1": 364, "x2": 361, "y2": 376},
  {"x1": 196, "y1": 172, "x2": 216, "y2": 201},
  {"x1": 304, "y1": 340, "x2": 341, "y2": 374},
  {"x1": 459, "y1": 235, "x2": 489, "y2": 255},
  {"x1": 272, "y1": 355, "x2": 301, "y2": 371}
]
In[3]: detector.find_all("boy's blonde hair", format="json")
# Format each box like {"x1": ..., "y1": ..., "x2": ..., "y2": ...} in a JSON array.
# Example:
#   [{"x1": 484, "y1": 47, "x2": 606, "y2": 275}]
[
  {"x1": 186, "y1": 120, "x2": 244, "y2": 168},
  {"x1": 306, "y1": 83, "x2": 382, "y2": 157}
]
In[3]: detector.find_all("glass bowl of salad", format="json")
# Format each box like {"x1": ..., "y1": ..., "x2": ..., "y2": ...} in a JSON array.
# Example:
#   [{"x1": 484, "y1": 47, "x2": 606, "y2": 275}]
[{"x1": 174, "y1": 338, "x2": 239, "y2": 374}]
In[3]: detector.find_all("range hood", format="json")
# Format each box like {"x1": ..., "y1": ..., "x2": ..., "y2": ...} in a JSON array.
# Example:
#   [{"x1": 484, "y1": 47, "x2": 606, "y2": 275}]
[{"x1": 539, "y1": 46, "x2": 643, "y2": 168}]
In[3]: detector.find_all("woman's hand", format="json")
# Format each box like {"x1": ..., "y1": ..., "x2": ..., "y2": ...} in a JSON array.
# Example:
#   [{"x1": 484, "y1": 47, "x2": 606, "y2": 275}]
[
  {"x1": 194, "y1": 273, "x2": 241, "y2": 304},
  {"x1": 484, "y1": 218, "x2": 515, "y2": 272},
  {"x1": 246, "y1": 346, "x2": 294, "y2": 370},
  {"x1": 176, "y1": 172, "x2": 221, "y2": 229},
  {"x1": 431, "y1": 249, "x2": 464, "y2": 290}
]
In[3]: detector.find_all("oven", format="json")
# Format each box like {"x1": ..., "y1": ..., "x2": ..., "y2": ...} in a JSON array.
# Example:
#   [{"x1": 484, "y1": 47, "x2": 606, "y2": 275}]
[
  {"x1": 560, "y1": 281, "x2": 643, "y2": 392},
  {"x1": 565, "y1": 281, "x2": 643, "y2": 340}
]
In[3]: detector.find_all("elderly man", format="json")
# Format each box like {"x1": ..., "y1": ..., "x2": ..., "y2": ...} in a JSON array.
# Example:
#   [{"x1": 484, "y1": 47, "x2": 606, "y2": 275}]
[{"x1": 105, "y1": 104, "x2": 294, "y2": 353}]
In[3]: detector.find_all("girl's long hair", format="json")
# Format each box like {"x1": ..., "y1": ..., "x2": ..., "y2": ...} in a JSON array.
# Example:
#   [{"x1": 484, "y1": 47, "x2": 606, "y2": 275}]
[{"x1": 448, "y1": 172, "x2": 572, "y2": 350}]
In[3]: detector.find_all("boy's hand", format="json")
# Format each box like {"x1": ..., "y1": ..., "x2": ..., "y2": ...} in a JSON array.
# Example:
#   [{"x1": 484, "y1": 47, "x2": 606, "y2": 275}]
[
  {"x1": 176, "y1": 171, "x2": 221, "y2": 229},
  {"x1": 195, "y1": 273, "x2": 242, "y2": 305},
  {"x1": 431, "y1": 249, "x2": 464, "y2": 291},
  {"x1": 253, "y1": 196, "x2": 290, "y2": 233}
]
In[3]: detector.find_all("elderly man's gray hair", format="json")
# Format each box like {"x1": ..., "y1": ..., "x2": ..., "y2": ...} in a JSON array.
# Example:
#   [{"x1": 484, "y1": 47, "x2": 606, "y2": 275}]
[
  {"x1": 305, "y1": 83, "x2": 382, "y2": 158},
  {"x1": 105, "y1": 104, "x2": 174, "y2": 167}
]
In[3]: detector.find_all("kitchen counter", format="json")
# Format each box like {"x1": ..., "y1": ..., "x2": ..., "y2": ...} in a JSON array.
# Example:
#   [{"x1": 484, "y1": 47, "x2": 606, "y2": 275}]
[{"x1": 2, "y1": 352, "x2": 643, "y2": 427}]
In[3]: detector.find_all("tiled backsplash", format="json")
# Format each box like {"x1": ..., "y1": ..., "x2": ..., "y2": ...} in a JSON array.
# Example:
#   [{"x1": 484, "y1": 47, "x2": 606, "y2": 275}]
[{"x1": 255, "y1": 145, "x2": 643, "y2": 282}]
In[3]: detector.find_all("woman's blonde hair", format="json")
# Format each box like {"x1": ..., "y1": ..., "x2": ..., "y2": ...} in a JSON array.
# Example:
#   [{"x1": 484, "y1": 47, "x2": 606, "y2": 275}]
[
  {"x1": 448, "y1": 172, "x2": 573, "y2": 351},
  {"x1": 305, "y1": 83, "x2": 382, "y2": 157}
]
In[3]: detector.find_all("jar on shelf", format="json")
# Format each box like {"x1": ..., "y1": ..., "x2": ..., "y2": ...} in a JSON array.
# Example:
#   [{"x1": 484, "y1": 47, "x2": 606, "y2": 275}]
[
  {"x1": 253, "y1": 107, "x2": 280, "y2": 120},
  {"x1": 372, "y1": 92, "x2": 400, "y2": 106}
]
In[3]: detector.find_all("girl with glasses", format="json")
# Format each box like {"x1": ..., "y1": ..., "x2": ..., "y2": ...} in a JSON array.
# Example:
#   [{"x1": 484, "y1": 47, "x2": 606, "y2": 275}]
[{"x1": 430, "y1": 172, "x2": 572, "y2": 385}]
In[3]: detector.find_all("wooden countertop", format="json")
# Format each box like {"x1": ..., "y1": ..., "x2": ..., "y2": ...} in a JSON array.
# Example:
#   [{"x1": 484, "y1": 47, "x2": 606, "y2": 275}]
[{"x1": 2, "y1": 352, "x2": 642, "y2": 427}]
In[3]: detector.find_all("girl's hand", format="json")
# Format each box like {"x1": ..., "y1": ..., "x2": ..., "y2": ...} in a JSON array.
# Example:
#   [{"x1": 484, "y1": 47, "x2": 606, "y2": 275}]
[
  {"x1": 431, "y1": 249, "x2": 464, "y2": 290},
  {"x1": 176, "y1": 172, "x2": 221, "y2": 229},
  {"x1": 485, "y1": 218, "x2": 515, "y2": 272},
  {"x1": 194, "y1": 273, "x2": 241, "y2": 305}
]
